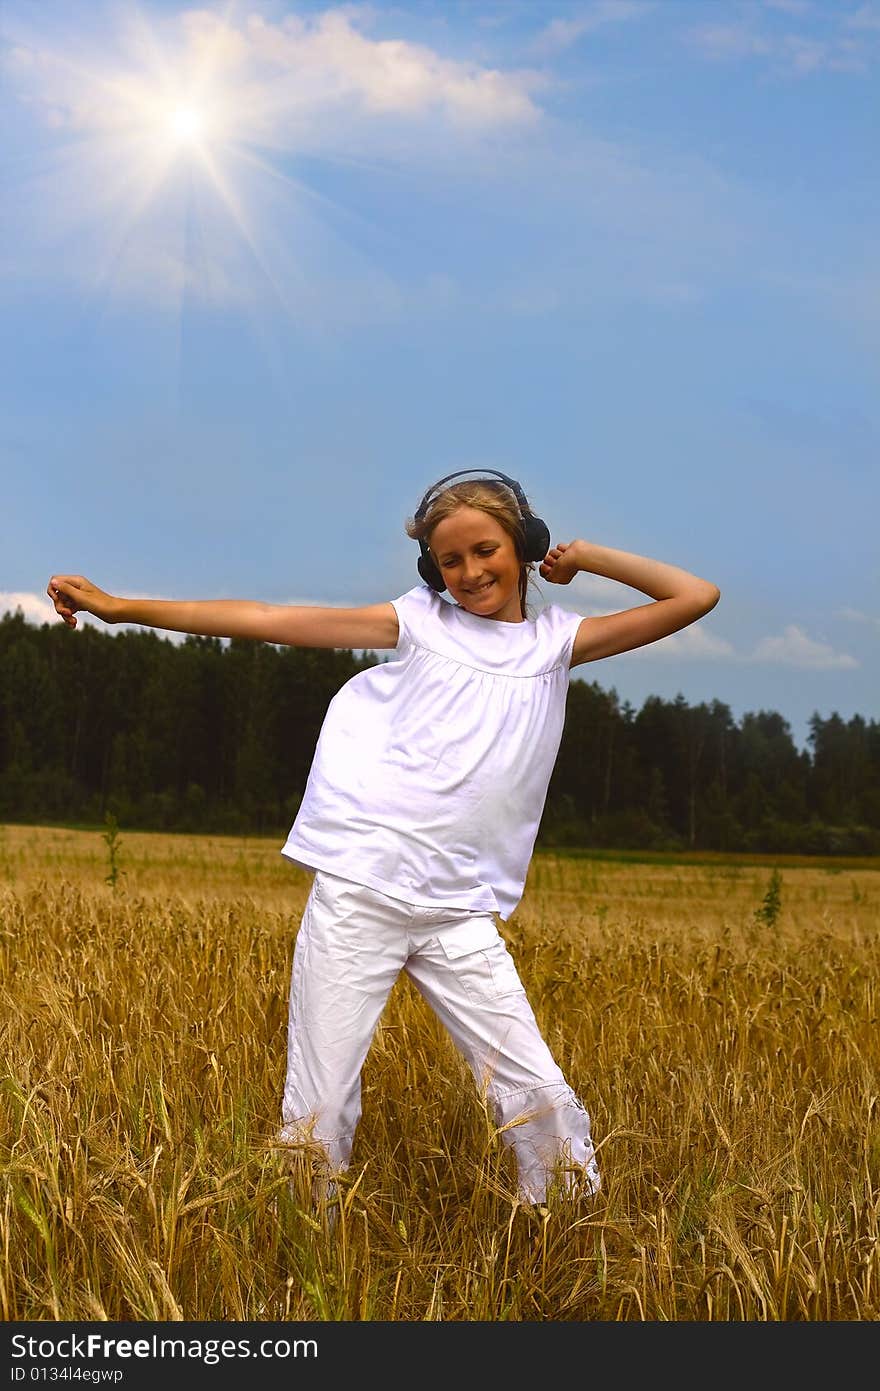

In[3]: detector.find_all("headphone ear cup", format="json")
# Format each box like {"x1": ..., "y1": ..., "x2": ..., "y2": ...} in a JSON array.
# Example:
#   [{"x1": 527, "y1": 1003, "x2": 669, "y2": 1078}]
[
  {"x1": 522, "y1": 515, "x2": 551, "y2": 562},
  {"x1": 418, "y1": 549, "x2": 446, "y2": 592}
]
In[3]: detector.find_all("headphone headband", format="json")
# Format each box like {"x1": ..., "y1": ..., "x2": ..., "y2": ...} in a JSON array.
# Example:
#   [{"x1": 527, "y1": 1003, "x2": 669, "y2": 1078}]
[
  {"x1": 414, "y1": 468, "x2": 529, "y2": 523},
  {"x1": 412, "y1": 469, "x2": 551, "y2": 593}
]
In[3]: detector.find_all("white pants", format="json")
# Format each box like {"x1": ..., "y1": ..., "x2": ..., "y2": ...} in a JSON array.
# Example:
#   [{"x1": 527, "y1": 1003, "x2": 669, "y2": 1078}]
[{"x1": 280, "y1": 872, "x2": 600, "y2": 1204}]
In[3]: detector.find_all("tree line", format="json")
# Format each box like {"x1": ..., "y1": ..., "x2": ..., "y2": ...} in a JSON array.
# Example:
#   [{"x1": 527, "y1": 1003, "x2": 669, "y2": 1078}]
[{"x1": 1, "y1": 610, "x2": 877, "y2": 854}]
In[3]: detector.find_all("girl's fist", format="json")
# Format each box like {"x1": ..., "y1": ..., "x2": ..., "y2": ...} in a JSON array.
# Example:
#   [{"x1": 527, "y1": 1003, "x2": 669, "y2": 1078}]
[{"x1": 47, "y1": 575, "x2": 117, "y2": 628}]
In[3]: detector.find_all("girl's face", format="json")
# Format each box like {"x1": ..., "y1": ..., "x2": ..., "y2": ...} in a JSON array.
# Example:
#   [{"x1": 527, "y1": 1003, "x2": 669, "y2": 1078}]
[{"x1": 428, "y1": 506, "x2": 524, "y2": 623}]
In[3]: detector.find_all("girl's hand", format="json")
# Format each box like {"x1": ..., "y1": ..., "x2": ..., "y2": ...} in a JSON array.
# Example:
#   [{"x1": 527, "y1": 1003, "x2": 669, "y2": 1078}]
[
  {"x1": 47, "y1": 575, "x2": 119, "y2": 628},
  {"x1": 539, "y1": 541, "x2": 581, "y2": 586}
]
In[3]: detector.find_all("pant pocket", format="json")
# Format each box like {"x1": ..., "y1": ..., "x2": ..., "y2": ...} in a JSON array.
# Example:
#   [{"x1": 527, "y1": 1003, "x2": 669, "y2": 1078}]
[{"x1": 438, "y1": 922, "x2": 525, "y2": 1001}]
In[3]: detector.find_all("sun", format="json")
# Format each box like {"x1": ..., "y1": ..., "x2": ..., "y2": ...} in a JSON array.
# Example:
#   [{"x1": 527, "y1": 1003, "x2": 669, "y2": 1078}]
[
  {"x1": 6, "y1": 6, "x2": 322, "y2": 309},
  {"x1": 167, "y1": 104, "x2": 206, "y2": 146},
  {"x1": 152, "y1": 95, "x2": 220, "y2": 159}
]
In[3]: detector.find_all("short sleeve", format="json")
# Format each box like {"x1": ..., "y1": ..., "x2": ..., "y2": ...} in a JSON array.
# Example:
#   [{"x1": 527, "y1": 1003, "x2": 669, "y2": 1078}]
[
  {"x1": 536, "y1": 603, "x2": 585, "y2": 671},
  {"x1": 390, "y1": 585, "x2": 437, "y2": 655}
]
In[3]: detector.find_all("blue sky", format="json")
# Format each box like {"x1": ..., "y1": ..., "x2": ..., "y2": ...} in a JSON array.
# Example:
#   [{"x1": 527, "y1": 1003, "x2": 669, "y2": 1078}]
[{"x1": 2, "y1": 0, "x2": 877, "y2": 752}]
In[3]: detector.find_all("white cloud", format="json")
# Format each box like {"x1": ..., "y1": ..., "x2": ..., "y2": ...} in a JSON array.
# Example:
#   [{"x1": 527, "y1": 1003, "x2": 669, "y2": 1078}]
[
  {"x1": 847, "y1": 4, "x2": 880, "y2": 32},
  {"x1": 750, "y1": 625, "x2": 859, "y2": 669},
  {"x1": 535, "y1": 590, "x2": 738, "y2": 661},
  {"x1": 688, "y1": 24, "x2": 772, "y2": 63},
  {"x1": 781, "y1": 33, "x2": 865, "y2": 74},
  {"x1": 651, "y1": 626, "x2": 738, "y2": 659},
  {"x1": 539, "y1": 572, "x2": 634, "y2": 606},
  {"x1": 836, "y1": 606, "x2": 880, "y2": 629},
  {"x1": 780, "y1": 34, "x2": 828, "y2": 73},
  {"x1": 764, "y1": 0, "x2": 814, "y2": 15},
  {"x1": 539, "y1": 605, "x2": 861, "y2": 669},
  {"x1": 687, "y1": 8, "x2": 877, "y2": 75},
  {"x1": 0, "y1": 591, "x2": 190, "y2": 641},
  {"x1": 5, "y1": 7, "x2": 544, "y2": 141},
  {"x1": 229, "y1": 9, "x2": 545, "y2": 129},
  {"x1": 0, "y1": 591, "x2": 57, "y2": 626},
  {"x1": 617, "y1": 624, "x2": 738, "y2": 661},
  {"x1": 0, "y1": 5, "x2": 552, "y2": 313},
  {"x1": 530, "y1": 2, "x2": 651, "y2": 58}
]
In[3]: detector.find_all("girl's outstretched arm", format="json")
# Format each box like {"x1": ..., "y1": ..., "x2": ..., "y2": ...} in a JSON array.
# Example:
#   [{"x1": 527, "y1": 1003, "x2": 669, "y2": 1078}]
[
  {"x1": 539, "y1": 541, "x2": 720, "y2": 667},
  {"x1": 46, "y1": 575, "x2": 400, "y2": 650}
]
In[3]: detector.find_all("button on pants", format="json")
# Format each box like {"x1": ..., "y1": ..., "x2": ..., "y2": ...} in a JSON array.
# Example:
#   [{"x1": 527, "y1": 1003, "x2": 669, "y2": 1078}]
[{"x1": 280, "y1": 871, "x2": 600, "y2": 1204}]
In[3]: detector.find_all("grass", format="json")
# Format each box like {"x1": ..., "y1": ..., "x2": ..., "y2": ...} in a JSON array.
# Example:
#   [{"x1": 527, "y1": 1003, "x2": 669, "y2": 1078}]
[{"x1": 1, "y1": 823, "x2": 878, "y2": 1320}]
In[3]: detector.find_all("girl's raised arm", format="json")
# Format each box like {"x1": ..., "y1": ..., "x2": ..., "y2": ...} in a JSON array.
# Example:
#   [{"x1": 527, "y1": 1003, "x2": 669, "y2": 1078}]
[
  {"x1": 46, "y1": 575, "x2": 400, "y2": 651},
  {"x1": 539, "y1": 540, "x2": 720, "y2": 668}
]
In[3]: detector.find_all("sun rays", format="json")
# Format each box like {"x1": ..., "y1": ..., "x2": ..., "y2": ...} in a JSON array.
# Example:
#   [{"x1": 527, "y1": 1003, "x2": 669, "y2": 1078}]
[
  {"x1": 3, "y1": 2, "x2": 537, "y2": 321},
  {"x1": 3, "y1": 4, "x2": 322, "y2": 312}
]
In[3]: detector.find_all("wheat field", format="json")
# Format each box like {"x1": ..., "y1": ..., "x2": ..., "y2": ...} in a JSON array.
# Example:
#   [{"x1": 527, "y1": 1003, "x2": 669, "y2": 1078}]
[{"x1": 1, "y1": 823, "x2": 878, "y2": 1321}]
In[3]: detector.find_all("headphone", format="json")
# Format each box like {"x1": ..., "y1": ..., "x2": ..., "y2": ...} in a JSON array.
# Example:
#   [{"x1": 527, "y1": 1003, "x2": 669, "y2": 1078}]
[{"x1": 413, "y1": 468, "x2": 551, "y2": 593}]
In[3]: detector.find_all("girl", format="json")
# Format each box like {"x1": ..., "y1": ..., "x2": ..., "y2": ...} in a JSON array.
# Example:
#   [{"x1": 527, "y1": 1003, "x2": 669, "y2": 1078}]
[{"x1": 47, "y1": 470, "x2": 720, "y2": 1207}]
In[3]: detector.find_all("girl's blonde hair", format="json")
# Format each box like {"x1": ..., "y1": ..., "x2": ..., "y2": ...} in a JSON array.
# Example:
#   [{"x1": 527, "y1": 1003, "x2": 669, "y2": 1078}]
[{"x1": 405, "y1": 479, "x2": 535, "y2": 618}]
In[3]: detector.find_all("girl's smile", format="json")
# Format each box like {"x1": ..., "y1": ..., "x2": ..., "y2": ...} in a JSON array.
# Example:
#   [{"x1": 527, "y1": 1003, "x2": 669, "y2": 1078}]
[{"x1": 428, "y1": 506, "x2": 525, "y2": 623}]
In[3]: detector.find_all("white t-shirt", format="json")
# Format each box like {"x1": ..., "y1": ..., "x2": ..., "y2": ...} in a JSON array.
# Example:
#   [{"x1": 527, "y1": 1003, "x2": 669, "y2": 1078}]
[{"x1": 281, "y1": 584, "x2": 583, "y2": 920}]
